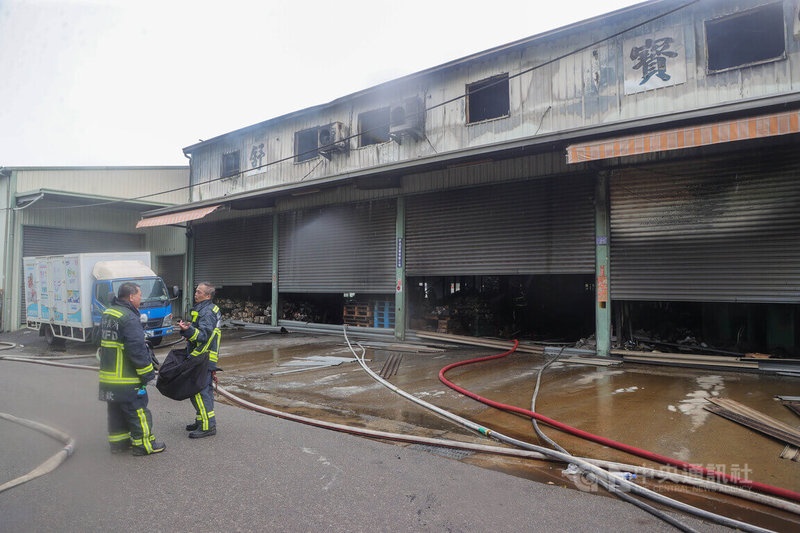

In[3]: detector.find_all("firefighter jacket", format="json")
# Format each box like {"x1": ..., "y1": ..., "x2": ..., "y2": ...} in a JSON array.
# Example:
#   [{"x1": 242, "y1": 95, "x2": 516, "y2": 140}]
[
  {"x1": 181, "y1": 298, "x2": 221, "y2": 371},
  {"x1": 98, "y1": 298, "x2": 155, "y2": 402}
]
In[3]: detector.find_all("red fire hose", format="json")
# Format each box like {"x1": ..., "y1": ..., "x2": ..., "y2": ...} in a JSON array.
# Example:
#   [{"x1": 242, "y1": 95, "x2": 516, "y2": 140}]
[{"x1": 438, "y1": 340, "x2": 800, "y2": 503}]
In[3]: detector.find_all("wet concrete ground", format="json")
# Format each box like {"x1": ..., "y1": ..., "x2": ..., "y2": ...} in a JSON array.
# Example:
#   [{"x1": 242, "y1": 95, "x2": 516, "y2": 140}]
[{"x1": 4, "y1": 326, "x2": 800, "y2": 531}]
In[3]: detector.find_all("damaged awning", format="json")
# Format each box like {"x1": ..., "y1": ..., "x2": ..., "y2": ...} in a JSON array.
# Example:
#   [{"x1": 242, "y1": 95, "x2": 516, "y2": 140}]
[
  {"x1": 565, "y1": 109, "x2": 800, "y2": 164},
  {"x1": 136, "y1": 204, "x2": 220, "y2": 228}
]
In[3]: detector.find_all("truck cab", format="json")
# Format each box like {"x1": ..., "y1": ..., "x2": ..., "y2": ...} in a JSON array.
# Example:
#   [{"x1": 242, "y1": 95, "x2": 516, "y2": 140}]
[{"x1": 90, "y1": 261, "x2": 174, "y2": 345}]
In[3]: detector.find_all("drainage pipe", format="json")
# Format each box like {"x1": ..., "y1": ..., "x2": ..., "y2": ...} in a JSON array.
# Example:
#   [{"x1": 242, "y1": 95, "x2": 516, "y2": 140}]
[
  {"x1": 438, "y1": 340, "x2": 800, "y2": 504},
  {"x1": 342, "y1": 328, "x2": 774, "y2": 533}
]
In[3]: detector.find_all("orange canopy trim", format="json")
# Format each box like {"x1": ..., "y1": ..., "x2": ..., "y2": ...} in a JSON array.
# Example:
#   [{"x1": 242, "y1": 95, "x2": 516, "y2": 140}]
[
  {"x1": 135, "y1": 205, "x2": 220, "y2": 228},
  {"x1": 566, "y1": 109, "x2": 800, "y2": 164}
]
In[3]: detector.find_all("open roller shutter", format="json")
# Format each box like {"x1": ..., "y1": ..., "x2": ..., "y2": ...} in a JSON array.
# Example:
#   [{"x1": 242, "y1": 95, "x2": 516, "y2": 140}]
[
  {"x1": 193, "y1": 216, "x2": 272, "y2": 287},
  {"x1": 278, "y1": 200, "x2": 396, "y2": 293},
  {"x1": 406, "y1": 176, "x2": 595, "y2": 276},
  {"x1": 157, "y1": 254, "x2": 184, "y2": 291},
  {"x1": 610, "y1": 149, "x2": 800, "y2": 303},
  {"x1": 21, "y1": 226, "x2": 145, "y2": 323}
]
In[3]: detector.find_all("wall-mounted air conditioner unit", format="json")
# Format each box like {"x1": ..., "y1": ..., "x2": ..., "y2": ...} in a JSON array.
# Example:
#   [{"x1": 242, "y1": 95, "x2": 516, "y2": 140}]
[
  {"x1": 318, "y1": 122, "x2": 349, "y2": 158},
  {"x1": 389, "y1": 97, "x2": 425, "y2": 143}
]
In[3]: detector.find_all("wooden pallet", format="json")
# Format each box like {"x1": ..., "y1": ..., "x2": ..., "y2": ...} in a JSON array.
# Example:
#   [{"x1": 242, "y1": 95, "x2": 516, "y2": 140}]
[
  {"x1": 344, "y1": 303, "x2": 372, "y2": 317},
  {"x1": 705, "y1": 397, "x2": 800, "y2": 448}
]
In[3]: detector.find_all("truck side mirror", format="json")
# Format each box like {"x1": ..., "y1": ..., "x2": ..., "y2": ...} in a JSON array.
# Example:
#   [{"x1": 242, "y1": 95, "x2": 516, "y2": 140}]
[{"x1": 172, "y1": 285, "x2": 180, "y2": 297}]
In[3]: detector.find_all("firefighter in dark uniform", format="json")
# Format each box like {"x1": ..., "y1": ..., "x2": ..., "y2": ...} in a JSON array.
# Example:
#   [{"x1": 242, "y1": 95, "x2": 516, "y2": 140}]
[
  {"x1": 99, "y1": 282, "x2": 166, "y2": 456},
  {"x1": 178, "y1": 281, "x2": 221, "y2": 438}
]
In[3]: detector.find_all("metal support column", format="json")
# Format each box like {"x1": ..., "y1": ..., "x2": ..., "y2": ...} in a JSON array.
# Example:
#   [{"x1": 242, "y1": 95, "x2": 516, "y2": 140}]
[
  {"x1": 271, "y1": 211, "x2": 279, "y2": 327},
  {"x1": 595, "y1": 170, "x2": 611, "y2": 357},
  {"x1": 394, "y1": 197, "x2": 406, "y2": 341},
  {"x1": 184, "y1": 225, "x2": 195, "y2": 316},
  {"x1": 2, "y1": 170, "x2": 17, "y2": 331}
]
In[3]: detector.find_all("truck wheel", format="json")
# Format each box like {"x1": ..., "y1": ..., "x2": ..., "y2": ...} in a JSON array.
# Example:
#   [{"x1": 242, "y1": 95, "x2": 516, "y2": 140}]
[
  {"x1": 149, "y1": 336, "x2": 162, "y2": 347},
  {"x1": 43, "y1": 325, "x2": 66, "y2": 349},
  {"x1": 86, "y1": 326, "x2": 101, "y2": 346}
]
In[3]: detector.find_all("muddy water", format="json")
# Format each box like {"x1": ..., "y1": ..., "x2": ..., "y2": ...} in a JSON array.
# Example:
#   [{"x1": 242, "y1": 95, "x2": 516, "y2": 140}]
[{"x1": 218, "y1": 331, "x2": 800, "y2": 531}]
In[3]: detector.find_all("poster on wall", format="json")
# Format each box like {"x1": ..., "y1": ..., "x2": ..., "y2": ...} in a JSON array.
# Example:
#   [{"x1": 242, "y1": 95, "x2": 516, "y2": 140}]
[
  {"x1": 65, "y1": 257, "x2": 82, "y2": 324},
  {"x1": 624, "y1": 27, "x2": 686, "y2": 94}
]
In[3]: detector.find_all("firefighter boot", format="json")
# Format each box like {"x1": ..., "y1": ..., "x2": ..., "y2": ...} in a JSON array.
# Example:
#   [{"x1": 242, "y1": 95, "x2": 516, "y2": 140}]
[
  {"x1": 188, "y1": 426, "x2": 216, "y2": 439},
  {"x1": 132, "y1": 441, "x2": 167, "y2": 456}
]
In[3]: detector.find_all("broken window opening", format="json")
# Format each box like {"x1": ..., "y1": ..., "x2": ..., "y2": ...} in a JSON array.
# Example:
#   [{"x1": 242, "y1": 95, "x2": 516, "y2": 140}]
[
  {"x1": 221, "y1": 150, "x2": 241, "y2": 178},
  {"x1": 467, "y1": 73, "x2": 510, "y2": 124},
  {"x1": 358, "y1": 107, "x2": 390, "y2": 147},
  {"x1": 295, "y1": 128, "x2": 320, "y2": 163},
  {"x1": 705, "y1": 2, "x2": 786, "y2": 73}
]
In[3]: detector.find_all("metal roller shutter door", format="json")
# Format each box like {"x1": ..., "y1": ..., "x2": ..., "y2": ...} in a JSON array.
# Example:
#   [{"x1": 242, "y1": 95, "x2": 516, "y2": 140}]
[
  {"x1": 157, "y1": 254, "x2": 184, "y2": 290},
  {"x1": 278, "y1": 200, "x2": 396, "y2": 293},
  {"x1": 610, "y1": 150, "x2": 800, "y2": 303},
  {"x1": 192, "y1": 217, "x2": 272, "y2": 287},
  {"x1": 21, "y1": 226, "x2": 145, "y2": 323},
  {"x1": 405, "y1": 176, "x2": 595, "y2": 276}
]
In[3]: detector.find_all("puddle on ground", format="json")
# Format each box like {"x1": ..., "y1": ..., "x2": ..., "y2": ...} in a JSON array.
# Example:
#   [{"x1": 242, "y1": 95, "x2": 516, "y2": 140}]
[{"x1": 213, "y1": 331, "x2": 800, "y2": 531}]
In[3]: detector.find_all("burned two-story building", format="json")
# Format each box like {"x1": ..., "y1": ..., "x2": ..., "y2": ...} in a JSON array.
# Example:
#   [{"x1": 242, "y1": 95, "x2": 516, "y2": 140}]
[{"x1": 140, "y1": 0, "x2": 800, "y2": 357}]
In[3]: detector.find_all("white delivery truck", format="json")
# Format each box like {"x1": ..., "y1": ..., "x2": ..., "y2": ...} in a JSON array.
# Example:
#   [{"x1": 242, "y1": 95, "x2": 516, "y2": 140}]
[{"x1": 24, "y1": 252, "x2": 176, "y2": 346}]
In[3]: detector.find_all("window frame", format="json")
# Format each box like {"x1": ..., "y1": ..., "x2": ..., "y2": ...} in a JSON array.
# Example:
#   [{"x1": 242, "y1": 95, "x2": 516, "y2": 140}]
[
  {"x1": 466, "y1": 73, "x2": 510, "y2": 125},
  {"x1": 294, "y1": 127, "x2": 320, "y2": 163},
  {"x1": 358, "y1": 107, "x2": 391, "y2": 147},
  {"x1": 221, "y1": 150, "x2": 241, "y2": 178},
  {"x1": 704, "y1": 2, "x2": 787, "y2": 74}
]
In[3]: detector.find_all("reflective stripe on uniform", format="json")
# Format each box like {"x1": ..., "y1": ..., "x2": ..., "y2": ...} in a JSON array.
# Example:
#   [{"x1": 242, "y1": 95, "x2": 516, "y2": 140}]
[
  {"x1": 135, "y1": 363, "x2": 153, "y2": 375},
  {"x1": 103, "y1": 309, "x2": 123, "y2": 318},
  {"x1": 194, "y1": 392, "x2": 211, "y2": 430},
  {"x1": 136, "y1": 408, "x2": 153, "y2": 452},
  {"x1": 100, "y1": 340, "x2": 124, "y2": 348},
  {"x1": 98, "y1": 371, "x2": 141, "y2": 384},
  {"x1": 108, "y1": 432, "x2": 130, "y2": 443},
  {"x1": 191, "y1": 329, "x2": 220, "y2": 359}
]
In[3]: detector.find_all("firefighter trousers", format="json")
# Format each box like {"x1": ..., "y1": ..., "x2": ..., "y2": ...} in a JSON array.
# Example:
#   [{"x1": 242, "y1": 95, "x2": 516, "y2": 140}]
[
  {"x1": 190, "y1": 371, "x2": 216, "y2": 431},
  {"x1": 105, "y1": 392, "x2": 158, "y2": 453}
]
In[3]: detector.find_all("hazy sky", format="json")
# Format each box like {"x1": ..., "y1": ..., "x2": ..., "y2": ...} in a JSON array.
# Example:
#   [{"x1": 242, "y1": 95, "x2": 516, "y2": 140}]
[{"x1": 0, "y1": 0, "x2": 644, "y2": 167}]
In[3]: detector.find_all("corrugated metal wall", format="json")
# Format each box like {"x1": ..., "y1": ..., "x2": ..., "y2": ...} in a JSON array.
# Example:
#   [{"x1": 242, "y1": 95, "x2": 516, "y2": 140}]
[
  {"x1": 406, "y1": 176, "x2": 595, "y2": 275},
  {"x1": 193, "y1": 216, "x2": 273, "y2": 287},
  {"x1": 145, "y1": 226, "x2": 187, "y2": 256},
  {"x1": 188, "y1": 0, "x2": 799, "y2": 203},
  {"x1": 16, "y1": 168, "x2": 189, "y2": 205},
  {"x1": 279, "y1": 200, "x2": 396, "y2": 293},
  {"x1": 610, "y1": 148, "x2": 800, "y2": 303},
  {"x1": 21, "y1": 226, "x2": 145, "y2": 321}
]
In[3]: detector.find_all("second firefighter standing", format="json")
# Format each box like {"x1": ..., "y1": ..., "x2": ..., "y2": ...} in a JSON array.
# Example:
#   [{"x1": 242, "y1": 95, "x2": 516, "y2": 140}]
[{"x1": 178, "y1": 282, "x2": 222, "y2": 438}]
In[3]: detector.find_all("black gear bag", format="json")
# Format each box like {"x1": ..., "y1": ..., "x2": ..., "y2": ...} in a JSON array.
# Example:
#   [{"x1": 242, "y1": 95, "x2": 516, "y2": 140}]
[{"x1": 155, "y1": 348, "x2": 209, "y2": 401}]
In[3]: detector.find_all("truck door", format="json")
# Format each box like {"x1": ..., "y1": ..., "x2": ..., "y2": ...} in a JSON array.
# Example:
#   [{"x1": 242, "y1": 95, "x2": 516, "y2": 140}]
[{"x1": 92, "y1": 281, "x2": 113, "y2": 325}]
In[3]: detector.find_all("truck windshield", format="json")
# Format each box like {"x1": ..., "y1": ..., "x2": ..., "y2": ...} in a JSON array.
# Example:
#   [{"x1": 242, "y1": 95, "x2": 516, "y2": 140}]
[{"x1": 112, "y1": 279, "x2": 169, "y2": 306}]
